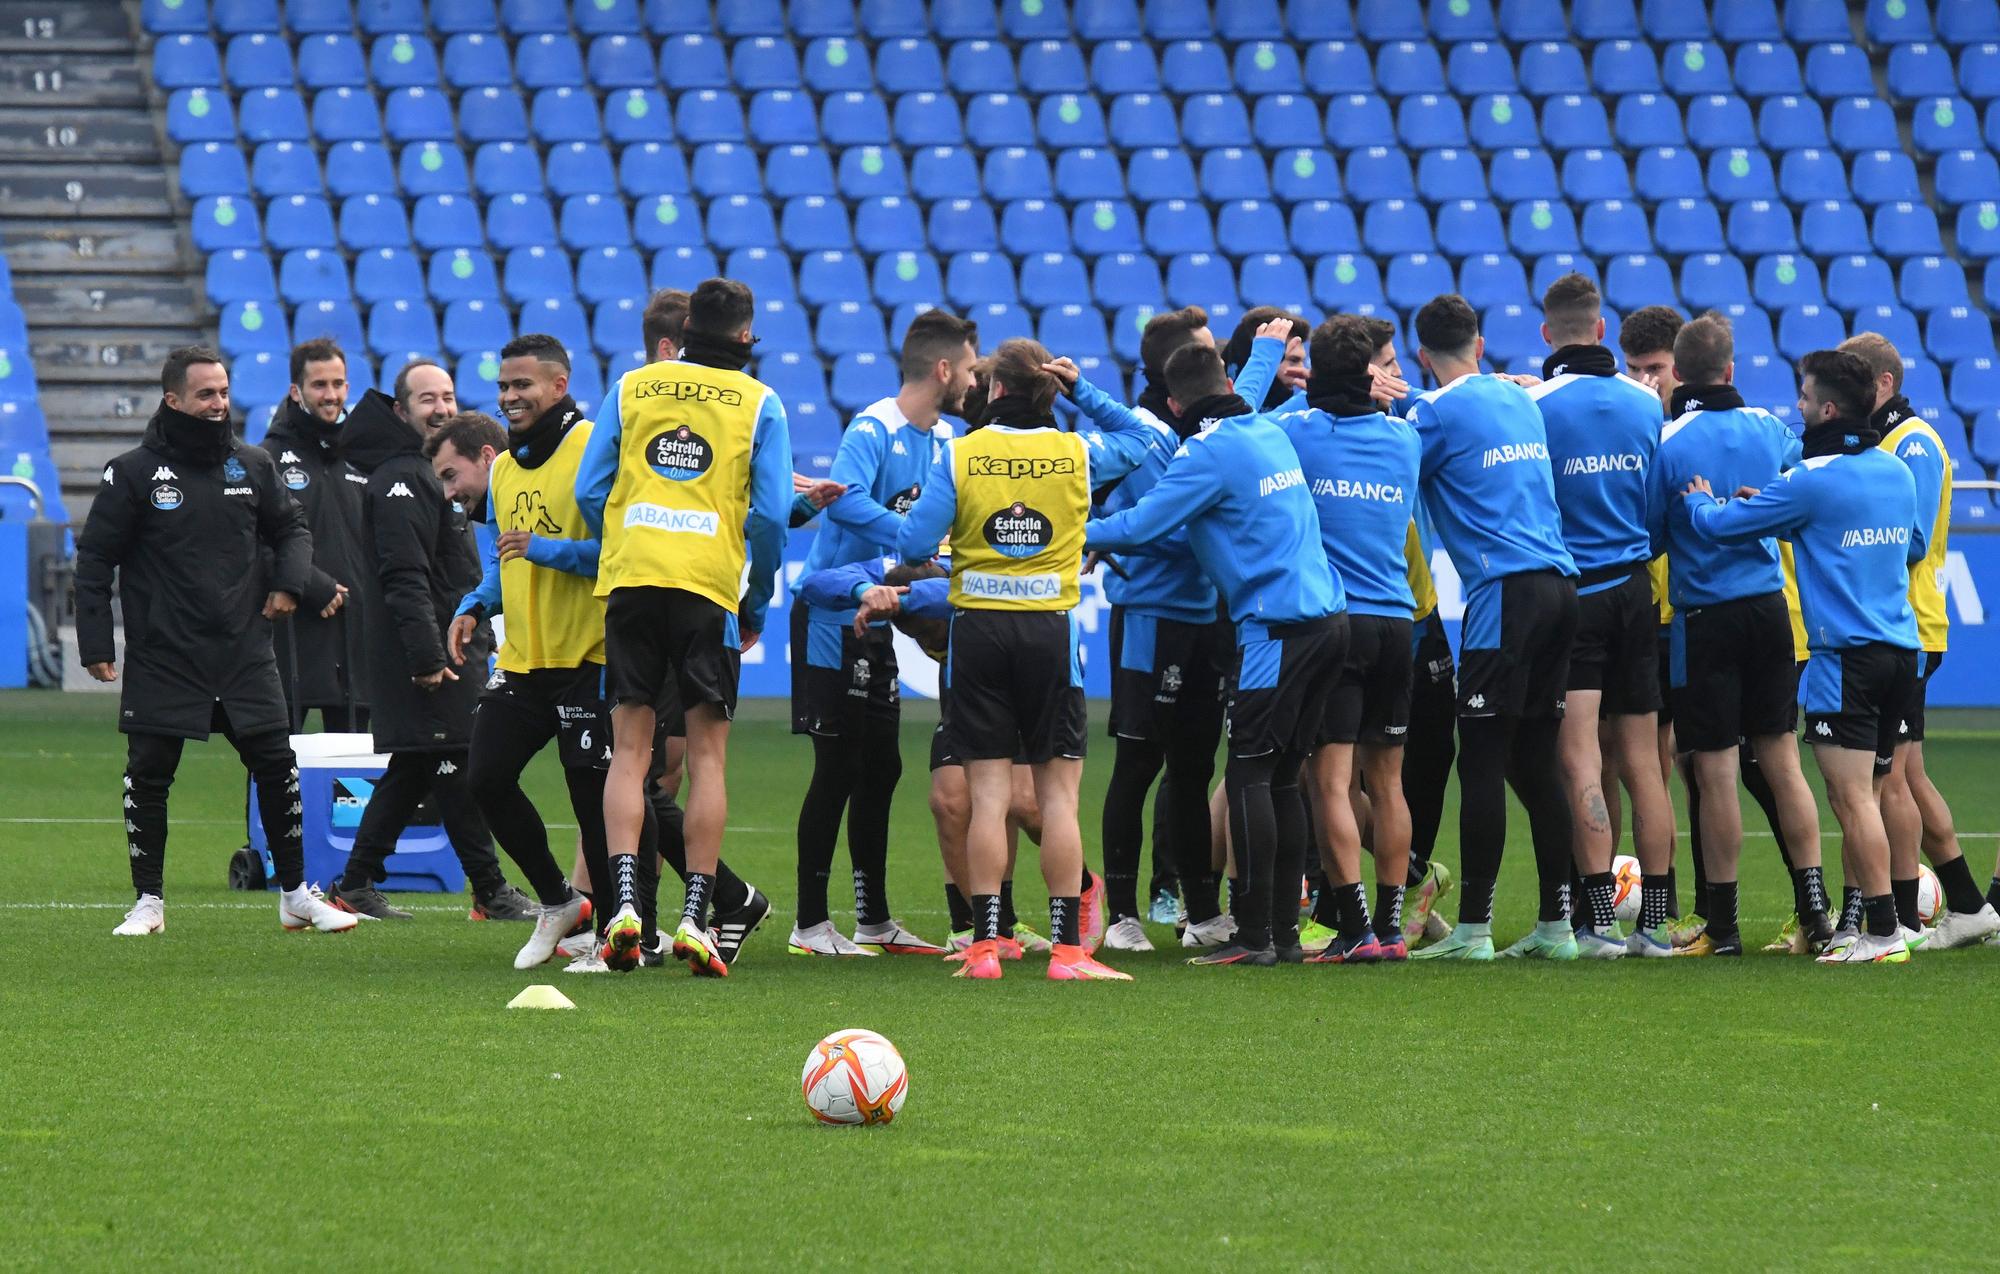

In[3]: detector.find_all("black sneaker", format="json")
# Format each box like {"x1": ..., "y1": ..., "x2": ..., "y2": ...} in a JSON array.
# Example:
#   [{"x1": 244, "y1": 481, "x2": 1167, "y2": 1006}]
[
  {"x1": 1273, "y1": 943, "x2": 1307, "y2": 964},
  {"x1": 1185, "y1": 943, "x2": 1278, "y2": 967},
  {"x1": 468, "y1": 883, "x2": 537, "y2": 921},
  {"x1": 1709, "y1": 930, "x2": 1745, "y2": 957},
  {"x1": 330, "y1": 883, "x2": 413, "y2": 920},
  {"x1": 711, "y1": 885, "x2": 772, "y2": 966}
]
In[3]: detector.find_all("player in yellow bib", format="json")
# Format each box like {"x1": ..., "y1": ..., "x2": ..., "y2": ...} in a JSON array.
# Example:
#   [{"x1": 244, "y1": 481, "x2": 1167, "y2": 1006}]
[
  {"x1": 894, "y1": 339, "x2": 1132, "y2": 982},
  {"x1": 576, "y1": 279, "x2": 791, "y2": 976}
]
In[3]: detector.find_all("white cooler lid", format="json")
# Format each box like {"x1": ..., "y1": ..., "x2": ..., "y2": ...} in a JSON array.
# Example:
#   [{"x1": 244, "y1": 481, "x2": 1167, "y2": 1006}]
[{"x1": 289, "y1": 732, "x2": 389, "y2": 766}]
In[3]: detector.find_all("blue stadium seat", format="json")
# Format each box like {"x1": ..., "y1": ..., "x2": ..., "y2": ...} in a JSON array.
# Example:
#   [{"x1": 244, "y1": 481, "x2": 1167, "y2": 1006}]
[
  {"x1": 873, "y1": 249, "x2": 943, "y2": 307},
  {"x1": 1019, "y1": 252, "x2": 1089, "y2": 309},
  {"x1": 1215, "y1": 197, "x2": 1285, "y2": 250},
  {"x1": 278, "y1": 246, "x2": 352, "y2": 304},
  {"x1": 733, "y1": 36, "x2": 803, "y2": 89},
  {"x1": 503, "y1": 0, "x2": 575, "y2": 35},
  {"x1": 1253, "y1": 95, "x2": 1323, "y2": 149},
  {"x1": 760, "y1": 353, "x2": 827, "y2": 419},
  {"x1": 516, "y1": 298, "x2": 594, "y2": 367},
  {"x1": 383, "y1": 87, "x2": 455, "y2": 143},
  {"x1": 999, "y1": 0, "x2": 1069, "y2": 40},
  {"x1": 966, "y1": 92, "x2": 1033, "y2": 148},
  {"x1": 933, "y1": 0, "x2": 998, "y2": 39},
  {"x1": 1900, "y1": 255, "x2": 1970, "y2": 312},
  {"x1": 1477, "y1": 304, "x2": 1540, "y2": 365},
  {"x1": 442, "y1": 300, "x2": 511, "y2": 357},
  {"x1": 1306, "y1": 40, "x2": 1373, "y2": 91},
  {"x1": 1142, "y1": 200, "x2": 1215, "y2": 255},
  {"x1": 1801, "y1": 43, "x2": 1872, "y2": 99},
  {"x1": 397, "y1": 141, "x2": 467, "y2": 196},
  {"x1": 432, "y1": 0, "x2": 499, "y2": 32},
  {"x1": 1679, "y1": 253, "x2": 1747, "y2": 313},
  {"x1": 1727, "y1": 199, "x2": 1797, "y2": 255},
  {"x1": 369, "y1": 35, "x2": 441, "y2": 91},
  {"x1": 1416, "y1": 148, "x2": 1486, "y2": 201},
  {"x1": 1447, "y1": 40, "x2": 1517, "y2": 96},
  {"x1": 910, "y1": 146, "x2": 980, "y2": 202},
  {"x1": 1327, "y1": 93, "x2": 1395, "y2": 150},
  {"x1": 1686, "y1": 94, "x2": 1757, "y2": 147},
  {"x1": 1778, "y1": 303, "x2": 1845, "y2": 361},
  {"x1": 1800, "y1": 199, "x2": 1871, "y2": 258},
  {"x1": 1927, "y1": 305, "x2": 1996, "y2": 363},
  {"x1": 1147, "y1": 0, "x2": 1212, "y2": 38},
  {"x1": 1874, "y1": 202, "x2": 1945, "y2": 257},
  {"x1": 427, "y1": 247, "x2": 500, "y2": 303},
  {"x1": 669, "y1": 89, "x2": 742, "y2": 144},
  {"x1": 1199, "y1": 149, "x2": 1270, "y2": 201},
  {"x1": 1593, "y1": 39, "x2": 1660, "y2": 94},
  {"x1": 815, "y1": 300, "x2": 888, "y2": 357},
  {"x1": 1435, "y1": 199, "x2": 1504, "y2": 257},
  {"x1": 872, "y1": 39, "x2": 941, "y2": 94},
  {"x1": 250, "y1": 141, "x2": 320, "y2": 197},
  {"x1": 457, "y1": 88, "x2": 528, "y2": 143},
  {"x1": 1905, "y1": 359, "x2": 1949, "y2": 409},
  {"x1": 1050, "y1": 147, "x2": 1120, "y2": 201},
  {"x1": 1518, "y1": 42, "x2": 1584, "y2": 97},
  {"x1": 1560, "y1": 149, "x2": 1631, "y2": 201},
  {"x1": 946, "y1": 251, "x2": 1016, "y2": 306},
  {"x1": 1459, "y1": 252, "x2": 1530, "y2": 310},
  {"x1": 579, "y1": 34, "x2": 650, "y2": 88},
  {"x1": 1779, "y1": 0, "x2": 1848, "y2": 41},
  {"x1": 205, "y1": 249, "x2": 277, "y2": 304},
  {"x1": 715, "y1": 0, "x2": 784, "y2": 35},
  {"x1": 1850, "y1": 149, "x2": 1921, "y2": 207},
  {"x1": 822, "y1": 90, "x2": 891, "y2": 145},
  {"x1": 1072, "y1": 199, "x2": 1137, "y2": 256},
  {"x1": 1826, "y1": 253, "x2": 1897, "y2": 311},
  {"x1": 1313, "y1": 253, "x2": 1386, "y2": 310},
  {"x1": 1376, "y1": 41, "x2": 1445, "y2": 96},
  {"x1": 1581, "y1": 199, "x2": 1652, "y2": 255},
  {"x1": 1604, "y1": 254, "x2": 1673, "y2": 312},
  {"x1": 1614, "y1": 93, "x2": 1683, "y2": 147},
  {"x1": 1750, "y1": 253, "x2": 1825, "y2": 309},
  {"x1": 1107, "y1": 92, "x2": 1179, "y2": 148},
  {"x1": 1510, "y1": 200, "x2": 1580, "y2": 255},
  {"x1": 1236, "y1": 41, "x2": 1304, "y2": 95},
  {"x1": 237, "y1": 87, "x2": 308, "y2": 144},
  {"x1": 1827, "y1": 98, "x2": 1901, "y2": 154},
  {"x1": 1488, "y1": 146, "x2": 1559, "y2": 203},
  {"x1": 1652, "y1": 198, "x2": 1723, "y2": 256},
  {"x1": 1128, "y1": 147, "x2": 1198, "y2": 202},
  {"x1": 1886, "y1": 42, "x2": 1952, "y2": 101},
  {"x1": 483, "y1": 191, "x2": 556, "y2": 250},
  {"x1": 335, "y1": 193, "x2": 410, "y2": 251},
  {"x1": 298, "y1": 34, "x2": 368, "y2": 89},
  {"x1": 1972, "y1": 410, "x2": 2000, "y2": 473},
  {"x1": 1541, "y1": 94, "x2": 1612, "y2": 149},
  {"x1": 143, "y1": 0, "x2": 210, "y2": 33},
  {"x1": 945, "y1": 39, "x2": 1015, "y2": 94},
  {"x1": 1344, "y1": 146, "x2": 1414, "y2": 203},
  {"x1": 778, "y1": 195, "x2": 851, "y2": 252},
  {"x1": 651, "y1": 245, "x2": 719, "y2": 292},
  {"x1": 1184, "y1": 93, "x2": 1252, "y2": 148},
  {"x1": 412, "y1": 192, "x2": 485, "y2": 249},
  {"x1": 1160, "y1": 40, "x2": 1231, "y2": 93},
  {"x1": 889, "y1": 91, "x2": 962, "y2": 146},
  {"x1": 724, "y1": 246, "x2": 796, "y2": 301},
  {"x1": 1289, "y1": 0, "x2": 1355, "y2": 39},
  {"x1": 1092, "y1": 253, "x2": 1164, "y2": 309},
  {"x1": 690, "y1": 142, "x2": 761, "y2": 198},
  {"x1": 1497, "y1": 0, "x2": 1566, "y2": 40},
  {"x1": 1166, "y1": 253, "x2": 1237, "y2": 307},
  {"x1": 1950, "y1": 359, "x2": 2000, "y2": 416},
  {"x1": 366, "y1": 298, "x2": 439, "y2": 358},
  {"x1": 1398, "y1": 94, "x2": 1468, "y2": 148},
  {"x1": 1041, "y1": 93, "x2": 1109, "y2": 147},
  {"x1": 1268, "y1": 147, "x2": 1336, "y2": 202},
  {"x1": 801, "y1": 37, "x2": 871, "y2": 93},
  {"x1": 986, "y1": 147, "x2": 1054, "y2": 200},
  {"x1": 1465, "y1": 92, "x2": 1536, "y2": 148},
  {"x1": 559, "y1": 193, "x2": 630, "y2": 249},
  {"x1": 1937, "y1": 149, "x2": 2000, "y2": 206},
  {"x1": 1366, "y1": 200, "x2": 1436, "y2": 256},
  {"x1": 828, "y1": 350, "x2": 890, "y2": 414},
  {"x1": 1430, "y1": 0, "x2": 1497, "y2": 41},
  {"x1": 1759, "y1": 95, "x2": 1828, "y2": 151},
  {"x1": 1778, "y1": 147, "x2": 1848, "y2": 202},
  {"x1": 1735, "y1": 42, "x2": 1804, "y2": 99},
  {"x1": 1217, "y1": 0, "x2": 1282, "y2": 41},
  {"x1": 1852, "y1": 304, "x2": 1925, "y2": 355},
  {"x1": 155, "y1": 35, "x2": 222, "y2": 89},
  {"x1": 219, "y1": 299, "x2": 289, "y2": 358},
  {"x1": 261, "y1": 194, "x2": 336, "y2": 253},
  {"x1": 183, "y1": 143, "x2": 251, "y2": 199},
  {"x1": 661, "y1": 35, "x2": 729, "y2": 90},
  {"x1": 617, "y1": 141, "x2": 692, "y2": 199},
  {"x1": 438, "y1": 33, "x2": 508, "y2": 88},
  {"x1": 355, "y1": 0, "x2": 423, "y2": 34},
  {"x1": 1642, "y1": 0, "x2": 1708, "y2": 37},
  {"x1": 1020, "y1": 39, "x2": 1089, "y2": 93},
  {"x1": 1573, "y1": 0, "x2": 1639, "y2": 39},
  {"x1": 1913, "y1": 96, "x2": 1981, "y2": 154},
  {"x1": 798, "y1": 250, "x2": 869, "y2": 308},
  {"x1": 545, "y1": 141, "x2": 616, "y2": 199},
  {"x1": 1660, "y1": 41, "x2": 1728, "y2": 97},
  {"x1": 1357, "y1": 0, "x2": 1426, "y2": 40},
  {"x1": 352, "y1": 246, "x2": 424, "y2": 305},
  {"x1": 1940, "y1": 0, "x2": 2000, "y2": 43},
  {"x1": 744, "y1": 89, "x2": 814, "y2": 145},
  {"x1": 926, "y1": 198, "x2": 996, "y2": 255},
  {"x1": 1090, "y1": 39, "x2": 1159, "y2": 93},
  {"x1": 1867, "y1": 0, "x2": 1933, "y2": 43}
]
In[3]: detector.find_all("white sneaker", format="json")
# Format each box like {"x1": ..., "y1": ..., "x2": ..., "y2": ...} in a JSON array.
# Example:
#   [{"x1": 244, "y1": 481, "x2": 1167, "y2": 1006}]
[
  {"x1": 852, "y1": 919, "x2": 948, "y2": 954},
  {"x1": 280, "y1": 884, "x2": 359, "y2": 933},
  {"x1": 113, "y1": 894, "x2": 164, "y2": 936},
  {"x1": 1928, "y1": 904, "x2": 2000, "y2": 950},
  {"x1": 1179, "y1": 913, "x2": 1237, "y2": 949},
  {"x1": 1575, "y1": 926, "x2": 1627, "y2": 960},
  {"x1": 787, "y1": 920, "x2": 877, "y2": 956},
  {"x1": 1816, "y1": 931, "x2": 1910, "y2": 964},
  {"x1": 1898, "y1": 924, "x2": 1933, "y2": 953},
  {"x1": 562, "y1": 948, "x2": 609, "y2": 973},
  {"x1": 514, "y1": 893, "x2": 589, "y2": 970},
  {"x1": 1104, "y1": 916, "x2": 1155, "y2": 952},
  {"x1": 557, "y1": 929, "x2": 598, "y2": 959}
]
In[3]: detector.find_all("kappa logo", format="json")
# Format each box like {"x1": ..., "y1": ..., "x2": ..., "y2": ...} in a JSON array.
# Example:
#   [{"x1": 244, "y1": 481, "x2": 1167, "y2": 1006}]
[
  {"x1": 129, "y1": 843, "x2": 144, "y2": 859},
  {"x1": 280, "y1": 450, "x2": 302, "y2": 464},
  {"x1": 386, "y1": 482, "x2": 415, "y2": 498},
  {"x1": 1683, "y1": 398, "x2": 1703, "y2": 412},
  {"x1": 487, "y1": 669, "x2": 506, "y2": 690},
  {"x1": 510, "y1": 488, "x2": 563, "y2": 535},
  {"x1": 1814, "y1": 720, "x2": 1833, "y2": 738},
  {"x1": 1466, "y1": 693, "x2": 1487, "y2": 710},
  {"x1": 436, "y1": 760, "x2": 458, "y2": 775},
  {"x1": 966, "y1": 455, "x2": 1077, "y2": 479},
  {"x1": 102, "y1": 465, "x2": 114, "y2": 485},
  {"x1": 151, "y1": 466, "x2": 177, "y2": 481},
  {"x1": 892, "y1": 438, "x2": 907, "y2": 456},
  {"x1": 125, "y1": 819, "x2": 138, "y2": 833}
]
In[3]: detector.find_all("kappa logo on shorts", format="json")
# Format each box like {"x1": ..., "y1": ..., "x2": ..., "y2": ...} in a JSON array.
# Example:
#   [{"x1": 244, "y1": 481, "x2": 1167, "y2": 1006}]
[
  {"x1": 646, "y1": 425, "x2": 715, "y2": 481},
  {"x1": 151, "y1": 485, "x2": 182, "y2": 511},
  {"x1": 1465, "y1": 693, "x2": 1486, "y2": 710},
  {"x1": 982, "y1": 502, "x2": 1054, "y2": 558},
  {"x1": 1814, "y1": 720, "x2": 1833, "y2": 738},
  {"x1": 1385, "y1": 724, "x2": 1409, "y2": 736},
  {"x1": 437, "y1": 759, "x2": 458, "y2": 775},
  {"x1": 487, "y1": 668, "x2": 506, "y2": 690}
]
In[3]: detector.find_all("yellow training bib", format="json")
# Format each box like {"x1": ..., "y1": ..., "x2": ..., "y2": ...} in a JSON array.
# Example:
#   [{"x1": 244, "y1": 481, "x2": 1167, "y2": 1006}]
[
  {"x1": 1648, "y1": 555, "x2": 1673, "y2": 624},
  {"x1": 947, "y1": 426, "x2": 1089, "y2": 612},
  {"x1": 1881, "y1": 417, "x2": 1951, "y2": 653},
  {"x1": 1779, "y1": 541, "x2": 1809, "y2": 663},
  {"x1": 598, "y1": 361, "x2": 771, "y2": 610},
  {"x1": 1406, "y1": 521, "x2": 1437, "y2": 622},
  {"x1": 491, "y1": 421, "x2": 604, "y2": 672}
]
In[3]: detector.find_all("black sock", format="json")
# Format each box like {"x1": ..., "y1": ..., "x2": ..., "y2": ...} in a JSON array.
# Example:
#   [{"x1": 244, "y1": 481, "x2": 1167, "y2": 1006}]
[
  {"x1": 973, "y1": 893, "x2": 1002, "y2": 942},
  {"x1": 1935, "y1": 855, "x2": 1986, "y2": 915},
  {"x1": 1840, "y1": 885, "x2": 1864, "y2": 932},
  {"x1": 1311, "y1": 867, "x2": 1340, "y2": 928},
  {"x1": 1864, "y1": 892, "x2": 1899, "y2": 938},
  {"x1": 846, "y1": 720, "x2": 900, "y2": 928},
  {"x1": 1102, "y1": 737, "x2": 1163, "y2": 923},
  {"x1": 1663, "y1": 865, "x2": 1681, "y2": 920},
  {"x1": 1583, "y1": 871, "x2": 1616, "y2": 930},
  {"x1": 998, "y1": 879, "x2": 1017, "y2": 931},
  {"x1": 1226, "y1": 874, "x2": 1242, "y2": 919},
  {"x1": 1569, "y1": 864, "x2": 1589, "y2": 932},
  {"x1": 1405, "y1": 857, "x2": 1429, "y2": 889},
  {"x1": 711, "y1": 863, "x2": 751, "y2": 914},
  {"x1": 1460, "y1": 875, "x2": 1497, "y2": 926},
  {"x1": 681, "y1": 871, "x2": 712, "y2": 929},
  {"x1": 1640, "y1": 874, "x2": 1670, "y2": 931},
  {"x1": 946, "y1": 883, "x2": 974, "y2": 931},
  {"x1": 637, "y1": 844, "x2": 659, "y2": 946},
  {"x1": 794, "y1": 735, "x2": 854, "y2": 929},
  {"x1": 1891, "y1": 876, "x2": 1921, "y2": 932},
  {"x1": 1050, "y1": 895, "x2": 1080, "y2": 947},
  {"x1": 1373, "y1": 883, "x2": 1404, "y2": 941},
  {"x1": 1708, "y1": 880, "x2": 1740, "y2": 940},
  {"x1": 614, "y1": 853, "x2": 638, "y2": 911},
  {"x1": 1334, "y1": 881, "x2": 1369, "y2": 941},
  {"x1": 1793, "y1": 864, "x2": 1828, "y2": 919},
  {"x1": 1988, "y1": 874, "x2": 2000, "y2": 912},
  {"x1": 853, "y1": 869, "x2": 890, "y2": 928}
]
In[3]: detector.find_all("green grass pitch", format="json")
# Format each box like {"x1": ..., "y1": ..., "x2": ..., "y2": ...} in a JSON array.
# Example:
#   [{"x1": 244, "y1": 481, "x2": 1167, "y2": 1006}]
[{"x1": 4, "y1": 690, "x2": 1999, "y2": 1268}]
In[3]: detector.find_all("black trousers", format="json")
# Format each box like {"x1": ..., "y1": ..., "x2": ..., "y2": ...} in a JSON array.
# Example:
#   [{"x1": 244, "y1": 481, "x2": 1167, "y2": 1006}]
[
  {"x1": 126, "y1": 705, "x2": 304, "y2": 897},
  {"x1": 465, "y1": 685, "x2": 606, "y2": 908},
  {"x1": 340, "y1": 749, "x2": 508, "y2": 896}
]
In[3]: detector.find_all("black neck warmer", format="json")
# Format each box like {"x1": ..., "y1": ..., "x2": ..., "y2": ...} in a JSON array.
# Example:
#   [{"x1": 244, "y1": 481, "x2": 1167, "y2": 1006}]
[
  {"x1": 1541, "y1": 343, "x2": 1618, "y2": 381},
  {"x1": 145, "y1": 401, "x2": 234, "y2": 466},
  {"x1": 1177, "y1": 392, "x2": 1254, "y2": 430},
  {"x1": 1802, "y1": 414, "x2": 1882, "y2": 459},
  {"x1": 1136, "y1": 377, "x2": 1177, "y2": 431},
  {"x1": 976, "y1": 393, "x2": 1055, "y2": 432},
  {"x1": 509, "y1": 396, "x2": 577, "y2": 470},
  {"x1": 1305, "y1": 370, "x2": 1380, "y2": 418},
  {"x1": 1871, "y1": 393, "x2": 1914, "y2": 435},
  {"x1": 680, "y1": 328, "x2": 753, "y2": 371},
  {"x1": 1668, "y1": 383, "x2": 1746, "y2": 416}
]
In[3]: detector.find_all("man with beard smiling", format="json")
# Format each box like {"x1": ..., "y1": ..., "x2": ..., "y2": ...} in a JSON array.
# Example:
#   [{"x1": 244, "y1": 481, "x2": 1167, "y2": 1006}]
[
  {"x1": 393, "y1": 357, "x2": 459, "y2": 436},
  {"x1": 262, "y1": 338, "x2": 365, "y2": 731},
  {"x1": 785, "y1": 309, "x2": 979, "y2": 958}
]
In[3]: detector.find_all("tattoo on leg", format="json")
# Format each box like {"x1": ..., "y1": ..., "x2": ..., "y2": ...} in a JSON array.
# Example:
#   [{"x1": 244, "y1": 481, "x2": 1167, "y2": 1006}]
[{"x1": 1584, "y1": 788, "x2": 1609, "y2": 834}]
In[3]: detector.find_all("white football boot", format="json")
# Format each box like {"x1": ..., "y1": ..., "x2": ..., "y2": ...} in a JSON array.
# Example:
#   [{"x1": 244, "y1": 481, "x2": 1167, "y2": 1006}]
[
  {"x1": 852, "y1": 919, "x2": 948, "y2": 954},
  {"x1": 562, "y1": 947, "x2": 610, "y2": 973},
  {"x1": 787, "y1": 920, "x2": 877, "y2": 956},
  {"x1": 1103, "y1": 917, "x2": 1155, "y2": 952},
  {"x1": 280, "y1": 884, "x2": 360, "y2": 933},
  {"x1": 1927, "y1": 904, "x2": 2000, "y2": 950},
  {"x1": 113, "y1": 894, "x2": 164, "y2": 936},
  {"x1": 1179, "y1": 913, "x2": 1238, "y2": 949},
  {"x1": 1816, "y1": 931, "x2": 1910, "y2": 964},
  {"x1": 514, "y1": 893, "x2": 590, "y2": 970}
]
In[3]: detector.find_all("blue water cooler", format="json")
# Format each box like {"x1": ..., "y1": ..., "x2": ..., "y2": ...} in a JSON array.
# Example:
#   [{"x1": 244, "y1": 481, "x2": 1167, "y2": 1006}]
[{"x1": 247, "y1": 734, "x2": 466, "y2": 892}]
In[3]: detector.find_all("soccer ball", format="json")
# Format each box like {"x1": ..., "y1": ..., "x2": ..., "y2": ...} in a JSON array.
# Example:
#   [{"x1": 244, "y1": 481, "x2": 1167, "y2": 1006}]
[
  {"x1": 801, "y1": 1028, "x2": 908, "y2": 1126},
  {"x1": 1611, "y1": 855, "x2": 1643, "y2": 924},
  {"x1": 1917, "y1": 864, "x2": 1942, "y2": 926}
]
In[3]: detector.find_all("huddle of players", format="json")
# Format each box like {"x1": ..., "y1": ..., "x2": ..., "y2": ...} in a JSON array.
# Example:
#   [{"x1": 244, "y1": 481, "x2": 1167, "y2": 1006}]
[{"x1": 86, "y1": 264, "x2": 1998, "y2": 974}]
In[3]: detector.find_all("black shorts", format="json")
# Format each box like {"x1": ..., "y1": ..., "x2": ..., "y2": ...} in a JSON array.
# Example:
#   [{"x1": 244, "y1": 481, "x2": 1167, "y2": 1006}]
[
  {"x1": 946, "y1": 608, "x2": 1087, "y2": 764},
  {"x1": 1320, "y1": 613, "x2": 1413, "y2": 747},
  {"x1": 1655, "y1": 627, "x2": 1674, "y2": 725},
  {"x1": 1899, "y1": 650, "x2": 1944, "y2": 743},
  {"x1": 790, "y1": 604, "x2": 899, "y2": 736},
  {"x1": 1107, "y1": 606, "x2": 1231, "y2": 742},
  {"x1": 1802, "y1": 642, "x2": 1920, "y2": 775},
  {"x1": 472, "y1": 662, "x2": 610, "y2": 770},
  {"x1": 1227, "y1": 612, "x2": 1347, "y2": 760},
  {"x1": 1671, "y1": 591, "x2": 1799, "y2": 753},
  {"x1": 603, "y1": 586, "x2": 740, "y2": 720},
  {"x1": 1568, "y1": 566, "x2": 1661, "y2": 715},
  {"x1": 1409, "y1": 609, "x2": 1456, "y2": 729},
  {"x1": 1457, "y1": 569, "x2": 1578, "y2": 720}
]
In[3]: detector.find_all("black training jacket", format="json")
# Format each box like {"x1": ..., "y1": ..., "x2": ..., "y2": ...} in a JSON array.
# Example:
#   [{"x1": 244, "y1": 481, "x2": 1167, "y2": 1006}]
[
  {"x1": 74, "y1": 402, "x2": 311, "y2": 739},
  {"x1": 262, "y1": 398, "x2": 370, "y2": 710}
]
